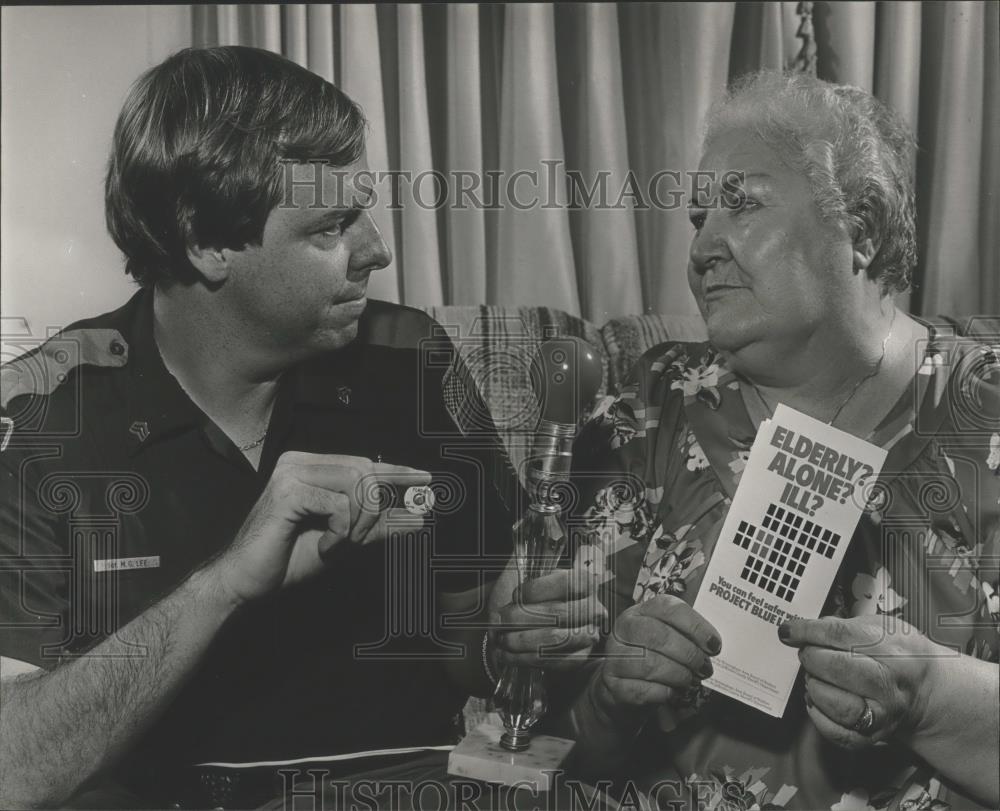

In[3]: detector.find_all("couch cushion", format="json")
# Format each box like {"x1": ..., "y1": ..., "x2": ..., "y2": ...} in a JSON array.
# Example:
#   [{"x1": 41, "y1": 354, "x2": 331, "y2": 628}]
[{"x1": 600, "y1": 314, "x2": 708, "y2": 390}]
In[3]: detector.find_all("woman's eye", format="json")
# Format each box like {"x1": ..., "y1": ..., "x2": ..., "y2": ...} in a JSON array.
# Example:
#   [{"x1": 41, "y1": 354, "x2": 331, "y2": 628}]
[{"x1": 689, "y1": 209, "x2": 707, "y2": 231}]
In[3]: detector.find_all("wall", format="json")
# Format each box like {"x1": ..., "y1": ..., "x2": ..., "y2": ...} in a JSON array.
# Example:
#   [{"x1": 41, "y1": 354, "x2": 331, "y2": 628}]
[{"x1": 1, "y1": 5, "x2": 191, "y2": 338}]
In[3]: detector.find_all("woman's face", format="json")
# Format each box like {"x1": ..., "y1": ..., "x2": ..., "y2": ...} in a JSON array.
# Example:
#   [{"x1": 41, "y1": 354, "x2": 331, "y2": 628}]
[{"x1": 687, "y1": 129, "x2": 856, "y2": 361}]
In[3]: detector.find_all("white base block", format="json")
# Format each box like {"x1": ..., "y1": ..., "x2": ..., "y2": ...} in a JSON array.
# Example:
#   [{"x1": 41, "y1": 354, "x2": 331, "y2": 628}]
[{"x1": 447, "y1": 722, "x2": 575, "y2": 791}]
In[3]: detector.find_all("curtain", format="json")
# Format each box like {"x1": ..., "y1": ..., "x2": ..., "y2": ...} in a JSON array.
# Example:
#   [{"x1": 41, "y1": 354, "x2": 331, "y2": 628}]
[{"x1": 193, "y1": 2, "x2": 999, "y2": 320}]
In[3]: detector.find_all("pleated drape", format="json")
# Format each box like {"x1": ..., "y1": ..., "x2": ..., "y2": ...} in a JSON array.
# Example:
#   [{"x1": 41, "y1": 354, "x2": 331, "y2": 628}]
[
  {"x1": 495, "y1": 4, "x2": 579, "y2": 313},
  {"x1": 557, "y1": 4, "x2": 643, "y2": 322},
  {"x1": 192, "y1": 2, "x2": 999, "y2": 319},
  {"x1": 915, "y1": 1, "x2": 999, "y2": 316},
  {"x1": 445, "y1": 5, "x2": 488, "y2": 305}
]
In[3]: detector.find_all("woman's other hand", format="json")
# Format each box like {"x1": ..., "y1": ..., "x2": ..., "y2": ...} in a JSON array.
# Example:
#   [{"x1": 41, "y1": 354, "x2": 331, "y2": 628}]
[
  {"x1": 779, "y1": 615, "x2": 949, "y2": 750},
  {"x1": 593, "y1": 595, "x2": 722, "y2": 721},
  {"x1": 493, "y1": 566, "x2": 607, "y2": 672}
]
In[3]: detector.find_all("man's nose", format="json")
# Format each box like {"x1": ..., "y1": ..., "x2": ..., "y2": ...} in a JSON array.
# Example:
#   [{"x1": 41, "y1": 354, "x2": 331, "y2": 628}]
[
  {"x1": 350, "y1": 210, "x2": 393, "y2": 276},
  {"x1": 688, "y1": 210, "x2": 732, "y2": 275}
]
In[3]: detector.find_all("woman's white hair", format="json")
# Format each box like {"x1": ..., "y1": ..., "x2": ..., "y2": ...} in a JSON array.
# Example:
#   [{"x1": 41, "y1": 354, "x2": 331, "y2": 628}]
[{"x1": 704, "y1": 71, "x2": 917, "y2": 293}]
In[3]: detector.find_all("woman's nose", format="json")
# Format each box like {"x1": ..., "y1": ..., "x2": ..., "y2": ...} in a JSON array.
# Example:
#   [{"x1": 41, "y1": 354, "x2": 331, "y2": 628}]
[{"x1": 689, "y1": 211, "x2": 732, "y2": 274}]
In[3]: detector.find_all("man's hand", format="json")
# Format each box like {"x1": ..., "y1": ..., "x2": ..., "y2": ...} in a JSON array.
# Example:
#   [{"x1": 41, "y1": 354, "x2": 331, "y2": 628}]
[
  {"x1": 594, "y1": 595, "x2": 721, "y2": 721},
  {"x1": 210, "y1": 451, "x2": 431, "y2": 606}
]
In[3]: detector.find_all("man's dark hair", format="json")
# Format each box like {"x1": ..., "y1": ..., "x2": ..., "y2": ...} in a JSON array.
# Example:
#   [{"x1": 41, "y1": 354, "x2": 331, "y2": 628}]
[{"x1": 105, "y1": 46, "x2": 367, "y2": 287}]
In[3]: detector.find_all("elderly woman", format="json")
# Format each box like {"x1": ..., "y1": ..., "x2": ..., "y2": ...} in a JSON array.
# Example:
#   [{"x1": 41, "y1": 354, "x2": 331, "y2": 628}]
[{"x1": 493, "y1": 72, "x2": 999, "y2": 810}]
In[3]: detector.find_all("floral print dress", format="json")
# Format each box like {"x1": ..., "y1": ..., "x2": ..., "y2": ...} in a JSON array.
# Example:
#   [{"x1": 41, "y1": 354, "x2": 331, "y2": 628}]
[{"x1": 569, "y1": 330, "x2": 1000, "y2": 810}]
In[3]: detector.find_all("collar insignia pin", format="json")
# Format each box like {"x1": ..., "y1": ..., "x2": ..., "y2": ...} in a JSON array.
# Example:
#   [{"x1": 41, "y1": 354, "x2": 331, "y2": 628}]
[
  {"x1": 129, "y1": 421, "x2": 150, "y2": 442},
  {"x1": 336, "y1": 385, "x2": 351, "y2": 406}
]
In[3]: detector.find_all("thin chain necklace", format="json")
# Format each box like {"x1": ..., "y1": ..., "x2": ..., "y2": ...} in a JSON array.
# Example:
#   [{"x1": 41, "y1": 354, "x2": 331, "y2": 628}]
[
  {"x1": 159, "y1": 344, "x2": 277, "y2": 453},
  {"x1": 751, "y1": 310, "x2": 895, "y2": 429},
  {"x1": 236, "y1": 397, "x2": 276, "y2": 452},
  {"x1": 238, "y1": 429, "x2": 269, "y2": 452}
]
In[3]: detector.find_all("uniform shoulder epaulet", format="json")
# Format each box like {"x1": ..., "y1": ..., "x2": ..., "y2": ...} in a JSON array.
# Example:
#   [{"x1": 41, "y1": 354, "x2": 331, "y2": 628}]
[{"x1": 1, "y1": 328, "x2": 129, "y2": 410}]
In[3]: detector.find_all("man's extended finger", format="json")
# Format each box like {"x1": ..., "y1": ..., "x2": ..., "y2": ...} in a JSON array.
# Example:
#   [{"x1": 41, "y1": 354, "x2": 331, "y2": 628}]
[
  {"x1": 371, "y1": 462, "x2": 432, "y2": 482},
  {"x1": 636, "y1": 596, "x2": 722, "y2": 656},
  {"x1": 779, "y1": 616, "x2": 884, "y2": 653},
  {"x1": 281, "y1": 451, "x2": 431, "y2": 482}
]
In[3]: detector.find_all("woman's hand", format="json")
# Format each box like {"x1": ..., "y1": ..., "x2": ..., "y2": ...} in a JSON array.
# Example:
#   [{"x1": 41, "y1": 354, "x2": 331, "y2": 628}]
[
  {"x1": 593, "y1": 595, "x2": 721, "y2": 721},
  {"x1": 779, "y1": 615, "x2": 949, "y2": 750},
  {"x1": 493, "y1": 567, "x2": 607, "y2": 671}
]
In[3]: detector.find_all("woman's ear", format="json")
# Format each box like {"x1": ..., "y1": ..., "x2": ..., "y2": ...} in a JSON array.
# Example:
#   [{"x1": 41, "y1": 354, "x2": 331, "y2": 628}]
[
  {"x1": 186, "y1": 242, "x2": 230, "y2": 285},
  {"x1": 852, "y1": 236, "x2": 879, "y2": 275}
]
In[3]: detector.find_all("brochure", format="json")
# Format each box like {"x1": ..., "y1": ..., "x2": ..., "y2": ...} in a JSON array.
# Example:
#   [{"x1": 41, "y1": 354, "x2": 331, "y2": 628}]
[{"x1": 691, "y1": 404, "x2": 888, "y2": 717}]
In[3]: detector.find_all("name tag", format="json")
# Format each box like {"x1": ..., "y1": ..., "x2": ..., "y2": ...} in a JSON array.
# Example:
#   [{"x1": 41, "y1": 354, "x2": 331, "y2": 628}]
[{"x1": 94, "y1": 556, "x2": 160, "y2": 573}]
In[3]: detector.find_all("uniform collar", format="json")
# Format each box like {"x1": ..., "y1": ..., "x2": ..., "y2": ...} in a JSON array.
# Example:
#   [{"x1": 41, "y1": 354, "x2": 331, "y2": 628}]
[
  {"x1": 125, "y1": 290, "x2": 382, "y2": 455},
  {"x1": 125, "y1": 290, "x2": 210, "y2": 454}
]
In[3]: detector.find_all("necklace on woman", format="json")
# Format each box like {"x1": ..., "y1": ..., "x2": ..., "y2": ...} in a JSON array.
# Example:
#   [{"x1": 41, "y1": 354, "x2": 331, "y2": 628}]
[{"x1": 750, "y1": 309, "x2": 896, "y2": 429}]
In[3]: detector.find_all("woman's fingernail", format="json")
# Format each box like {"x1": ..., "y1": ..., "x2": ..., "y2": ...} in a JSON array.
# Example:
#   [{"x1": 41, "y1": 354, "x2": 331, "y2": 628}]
[
  {"x1": 778, "y1": 623, "x2": 791, "y2": 641},
  {"x1": 707, "y1": 636, "x2": 722, "y2": 655},
  {"x1": 699, "y1": 661, "x2": 714, "y2": 679},
  {"x1": 804, "y1": 692, "x2": 814, "y2": 708}
]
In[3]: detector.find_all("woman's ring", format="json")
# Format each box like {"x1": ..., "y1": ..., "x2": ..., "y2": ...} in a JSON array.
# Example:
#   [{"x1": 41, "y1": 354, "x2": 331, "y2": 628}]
[{"x1": 853, "y1": 699, "x2": 875, "y2": 734}]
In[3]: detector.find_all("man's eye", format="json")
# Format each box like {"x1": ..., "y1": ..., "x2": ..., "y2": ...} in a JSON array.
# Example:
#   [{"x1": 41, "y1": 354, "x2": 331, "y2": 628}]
[
  {"x1": 689, "y1": 209, "x2": 707, "y2": 231},
  {"x1": 318, "y1": 209, "x2": 362, "y2": 237}
]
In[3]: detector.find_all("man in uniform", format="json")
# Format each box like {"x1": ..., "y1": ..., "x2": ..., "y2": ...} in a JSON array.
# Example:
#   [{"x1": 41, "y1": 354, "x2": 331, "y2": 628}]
[{"x1": 0, "y1": 46, "x2": 521, "y2": 808}]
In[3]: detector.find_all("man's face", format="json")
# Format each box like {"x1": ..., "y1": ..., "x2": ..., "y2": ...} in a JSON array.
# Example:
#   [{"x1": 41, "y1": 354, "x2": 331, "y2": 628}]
[
  {"x1": 686, "y1": 129, "x2": 855, "y2": 357},
  {"x1": 223, "y1": 158, "x2": 391, "y2": 355}
]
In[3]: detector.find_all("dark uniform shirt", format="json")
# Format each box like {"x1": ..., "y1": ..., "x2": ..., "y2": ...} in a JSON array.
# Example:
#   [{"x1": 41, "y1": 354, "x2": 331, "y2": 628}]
[{"x1": 0, "y1": 290, "x2": 515, "y2": 799}]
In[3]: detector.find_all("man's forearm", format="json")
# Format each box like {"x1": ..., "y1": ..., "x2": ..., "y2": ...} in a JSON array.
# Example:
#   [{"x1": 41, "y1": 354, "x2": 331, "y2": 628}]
[{"x1": 0, "y1": 565, "x2": 238, "y2": 809}]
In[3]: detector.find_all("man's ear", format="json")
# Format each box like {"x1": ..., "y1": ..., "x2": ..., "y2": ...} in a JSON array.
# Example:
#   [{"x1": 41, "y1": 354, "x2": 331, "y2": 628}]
[
  {"x1": 186, "y1": 242, "x2": 230, "y2": 285},
  {"x1": 852, "y1": 235, "x2": 879, "y2": 275}
]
